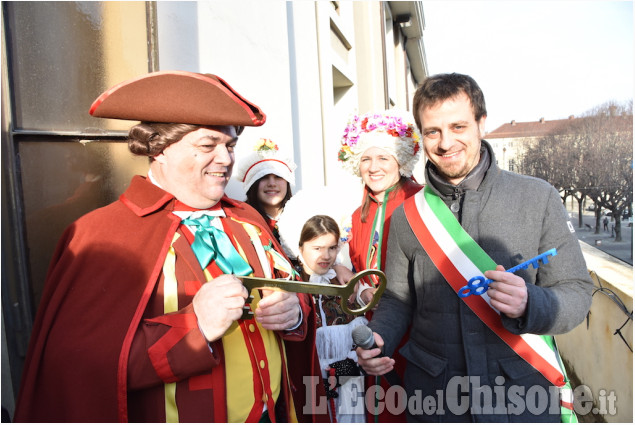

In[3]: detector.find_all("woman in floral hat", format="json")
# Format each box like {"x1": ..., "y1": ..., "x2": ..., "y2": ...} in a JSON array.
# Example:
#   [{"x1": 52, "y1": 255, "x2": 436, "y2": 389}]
[
  {"x1": 337, "y1": 110, "x2": 423, "y2": 422},
  {"x1": 234, "y1": 138, "x2": 296, "y2": 242},
  {"x1": 338, "y1": 110, "x2": 423, "y2": 304}
]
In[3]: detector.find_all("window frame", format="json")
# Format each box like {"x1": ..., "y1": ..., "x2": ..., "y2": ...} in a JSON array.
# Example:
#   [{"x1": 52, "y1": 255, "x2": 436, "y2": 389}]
[{"x1": 0, "y1": 1, "x2": 159, "y2": 406}]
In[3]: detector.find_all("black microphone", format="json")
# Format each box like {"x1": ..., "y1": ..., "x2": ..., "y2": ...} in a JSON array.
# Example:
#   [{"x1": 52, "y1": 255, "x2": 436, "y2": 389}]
[{"x1": 352, "y1": 325, "x2": 402, "y2": 386}]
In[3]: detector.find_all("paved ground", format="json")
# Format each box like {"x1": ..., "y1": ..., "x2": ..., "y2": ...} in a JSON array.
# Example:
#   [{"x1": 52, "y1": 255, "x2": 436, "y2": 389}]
[{"x1": 569, "y1": 211, "x2": 633, "y2": 265}]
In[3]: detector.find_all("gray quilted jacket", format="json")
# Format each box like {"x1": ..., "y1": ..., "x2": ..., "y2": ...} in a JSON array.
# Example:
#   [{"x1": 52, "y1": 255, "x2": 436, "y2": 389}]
[{"x1": 369, "y1": 140, "x2": 593, "y2": 422}]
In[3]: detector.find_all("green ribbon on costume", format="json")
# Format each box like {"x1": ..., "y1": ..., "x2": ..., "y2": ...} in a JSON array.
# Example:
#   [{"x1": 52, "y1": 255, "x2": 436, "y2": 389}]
[
  {"x1": 182, "y1": 215, "x2": 253, "y2": 275},
  {"x1": 263, "y1": 242, "x2": 299, "y2": 279}
]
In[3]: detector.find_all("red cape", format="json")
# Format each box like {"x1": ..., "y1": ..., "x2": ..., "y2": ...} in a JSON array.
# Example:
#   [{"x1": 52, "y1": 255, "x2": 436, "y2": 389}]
[
  {"x1": 14, "y1": 176, "x2": 327, "y2": 422},
  {"x1": 349, "y1": 179, "x2": 423, "y2": 272}
]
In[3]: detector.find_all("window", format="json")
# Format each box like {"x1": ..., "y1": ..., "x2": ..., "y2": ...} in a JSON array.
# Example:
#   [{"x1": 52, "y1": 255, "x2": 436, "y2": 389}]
[
  {"x1": 4, "y1": 0, "x2": 153, "y2": 310},
  {"x1": 2, "y1": 1, "x2": 156, "y2": 399},
  {"x1": 5, "y1": 1, "x2": 152, "y2": 132}
]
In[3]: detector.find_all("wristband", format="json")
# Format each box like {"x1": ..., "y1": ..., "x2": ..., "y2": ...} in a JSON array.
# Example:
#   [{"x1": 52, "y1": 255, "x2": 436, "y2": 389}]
[{"x1": 356, "y1": 282, "x2": 373, "y2": 307}]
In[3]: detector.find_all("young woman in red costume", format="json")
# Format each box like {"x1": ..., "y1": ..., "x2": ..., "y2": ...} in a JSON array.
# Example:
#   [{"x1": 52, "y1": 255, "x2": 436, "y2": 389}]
[{"x1": 337, "y1": 110, "x2": 423, "y2": 422}]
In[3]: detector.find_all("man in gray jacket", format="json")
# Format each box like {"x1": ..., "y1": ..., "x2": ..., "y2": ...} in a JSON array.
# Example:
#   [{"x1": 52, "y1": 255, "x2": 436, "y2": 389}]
[{"x1": 356, "y1": 73, "x2": 593, "y2": 422}]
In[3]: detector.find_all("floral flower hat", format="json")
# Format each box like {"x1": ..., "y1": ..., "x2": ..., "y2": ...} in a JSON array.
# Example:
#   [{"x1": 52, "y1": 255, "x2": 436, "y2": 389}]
[{"x1": 337, "y1": 110, "x2": 422, "y2": 178}]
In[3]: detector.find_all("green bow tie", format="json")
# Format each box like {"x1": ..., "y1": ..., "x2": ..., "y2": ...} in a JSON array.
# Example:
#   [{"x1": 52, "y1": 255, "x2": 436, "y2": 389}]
[{"x1": 182, "y1": 215, "x2": 253, "y2": 276}]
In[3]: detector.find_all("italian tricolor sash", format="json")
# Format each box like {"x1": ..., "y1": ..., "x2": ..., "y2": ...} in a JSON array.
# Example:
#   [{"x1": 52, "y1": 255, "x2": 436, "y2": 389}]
[{"x1": 403, "y1": 186, "x2": 576, "y2": 422}]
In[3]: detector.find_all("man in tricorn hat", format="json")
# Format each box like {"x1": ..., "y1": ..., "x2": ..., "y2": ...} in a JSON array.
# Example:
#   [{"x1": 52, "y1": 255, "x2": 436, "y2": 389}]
[{"x1": 14, "y1": 71, "x2": 327, "y2": 423}]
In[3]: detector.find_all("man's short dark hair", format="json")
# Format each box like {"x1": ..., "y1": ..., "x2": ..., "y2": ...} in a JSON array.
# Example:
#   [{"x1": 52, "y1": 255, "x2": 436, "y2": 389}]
[{"x1": 412, "y1": 73, "x2": 487, "y2": 131}]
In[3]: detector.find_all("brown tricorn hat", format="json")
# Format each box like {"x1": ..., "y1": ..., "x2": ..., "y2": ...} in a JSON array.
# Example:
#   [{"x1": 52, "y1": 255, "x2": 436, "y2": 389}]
[{"x1": 89, "y1": 70, "x2": 266, "y2": 126}]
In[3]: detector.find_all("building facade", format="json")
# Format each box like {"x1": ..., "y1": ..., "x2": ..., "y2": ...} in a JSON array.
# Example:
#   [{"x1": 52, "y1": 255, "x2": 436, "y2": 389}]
[
  {"x1": 485, "y1": 116, "x2": 578, "y2": 172},
  {"x1": 1, "y1": 1, "x2": 428, "y2": 417}
]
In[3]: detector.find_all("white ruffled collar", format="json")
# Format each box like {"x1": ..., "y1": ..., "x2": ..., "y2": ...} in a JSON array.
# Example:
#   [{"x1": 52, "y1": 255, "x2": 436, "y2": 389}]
[
  {"x1": 298, "y1": 253, "x2": 336, "y2": 283},
  {"x1": 308, "y1": 268, "x2": 337, "y2": 284}
]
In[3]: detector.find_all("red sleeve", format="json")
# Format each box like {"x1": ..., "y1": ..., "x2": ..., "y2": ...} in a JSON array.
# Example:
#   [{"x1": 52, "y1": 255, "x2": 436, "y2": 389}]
[
  {"x1": 127, "y1": 304, "x2": 221, "y2": 390},
  {"x1": 280, "y1": 292, "x2": 311, "y2": 342}
]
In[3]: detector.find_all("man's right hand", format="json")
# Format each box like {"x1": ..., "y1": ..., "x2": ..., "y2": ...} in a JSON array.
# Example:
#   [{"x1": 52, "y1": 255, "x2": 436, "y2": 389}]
[
  {"x1": 193, "y1": 274, "x2": 248, "y2": 342},
  {"x1": 355, "y1": 332, "x2": 395, "y2": 376}
]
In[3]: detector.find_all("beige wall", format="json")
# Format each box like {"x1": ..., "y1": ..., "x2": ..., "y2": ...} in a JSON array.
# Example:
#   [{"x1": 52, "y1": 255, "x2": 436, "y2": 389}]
[
  {"x1": 486, "y1": 136, "x2": 528, "y2": 172},
  {"x1": 557, "y1": 242, "x2": 633, "y2": 423}
]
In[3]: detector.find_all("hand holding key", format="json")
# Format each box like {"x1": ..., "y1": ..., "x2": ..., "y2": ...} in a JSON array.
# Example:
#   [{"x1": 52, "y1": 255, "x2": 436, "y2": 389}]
[
  {"x1": 238, "y1": 269, "x2": 387, "y2": 320},
  {"x1": 255, "y1": 289, "x2": 301, "y2": 331},
  {"x1": 193, "y1": 274, "x2": 249, "y2": 342},
  {"x1": 459, "y1": 249, "x2": 558, "y2": 298},
  {"x1": 485, "y1": 265, "x2": 529, "y2": 318}
]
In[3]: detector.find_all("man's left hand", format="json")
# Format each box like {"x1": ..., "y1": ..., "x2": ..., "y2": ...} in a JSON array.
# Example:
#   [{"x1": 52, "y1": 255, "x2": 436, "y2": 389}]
[
  {"x1": 255, "y1": 290, "x2": 301, "y2": 330},
  {"x1": 485, "y1": 265, "x2": 528, "y2": 318}
]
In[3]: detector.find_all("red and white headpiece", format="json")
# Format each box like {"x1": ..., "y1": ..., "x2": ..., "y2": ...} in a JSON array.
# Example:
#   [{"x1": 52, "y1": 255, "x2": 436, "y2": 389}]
[{"x1": 233, "y1": 138, "x2": 296, "y2": 192}]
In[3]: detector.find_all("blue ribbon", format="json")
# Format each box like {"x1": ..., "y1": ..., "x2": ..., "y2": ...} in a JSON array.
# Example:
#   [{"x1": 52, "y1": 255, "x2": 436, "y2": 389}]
[{"x1": 182, "y1": 215, "x2": 253, "y2": 276}]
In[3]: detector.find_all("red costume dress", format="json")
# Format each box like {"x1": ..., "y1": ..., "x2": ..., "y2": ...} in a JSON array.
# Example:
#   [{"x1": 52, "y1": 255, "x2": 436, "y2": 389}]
[
  {"x1": 348, "y1": 178, "x2": 422, "y2": 422},
  {"x1": 14, "y1": 176, "x2": 327, "y2": 423},
  {"x1": 349, "y1": 179, "x2": 422, "y2": 273}
]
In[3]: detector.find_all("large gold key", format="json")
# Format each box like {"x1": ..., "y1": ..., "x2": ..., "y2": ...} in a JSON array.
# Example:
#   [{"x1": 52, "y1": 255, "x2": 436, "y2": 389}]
[{"x1": 238, "y1": 269, "x2": 386, "y2": 320}]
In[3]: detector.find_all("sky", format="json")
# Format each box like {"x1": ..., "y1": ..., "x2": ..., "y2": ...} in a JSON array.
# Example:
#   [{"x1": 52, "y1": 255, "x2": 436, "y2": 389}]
[{"x1": 420, "y1": 0, "x2": 634, "y2": 132}]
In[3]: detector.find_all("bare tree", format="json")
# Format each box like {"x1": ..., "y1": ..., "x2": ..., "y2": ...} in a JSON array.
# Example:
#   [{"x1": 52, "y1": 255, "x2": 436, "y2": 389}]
[
  {"x1": 576, "y1": 102, "x2": 633, "y2": 241},
  {"x1": 519, "y1": 126, "x2": 589, "y2": 228},
  {"x1": 519, "y1": 101, "x2": 633, "y2": 241}
]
